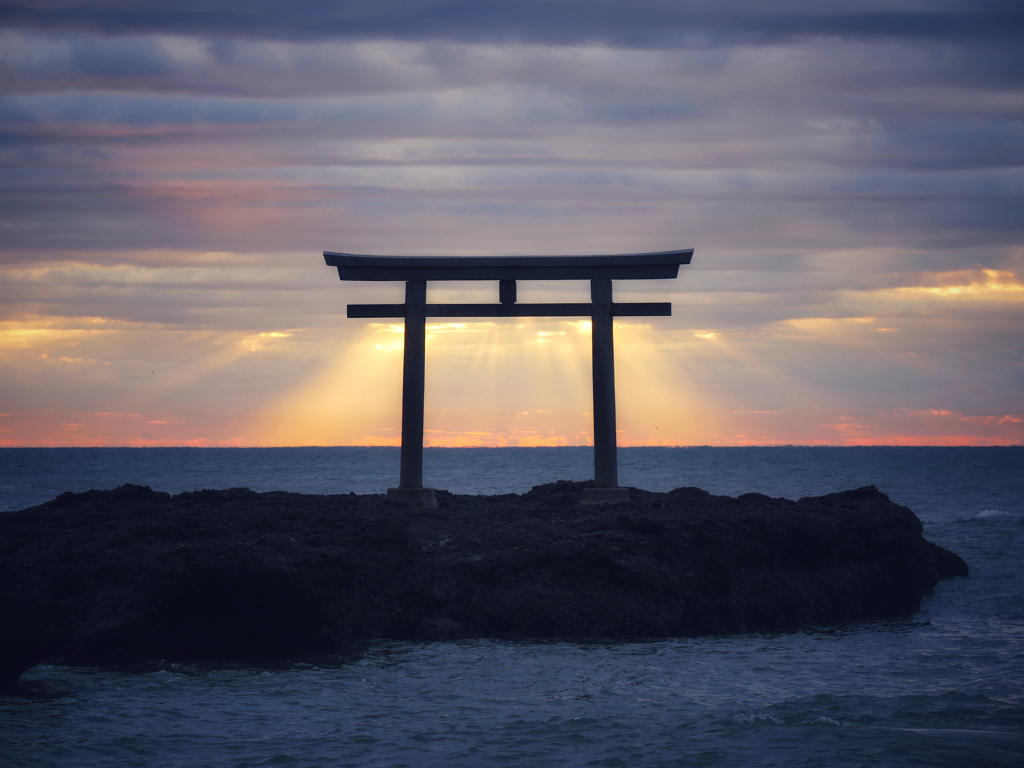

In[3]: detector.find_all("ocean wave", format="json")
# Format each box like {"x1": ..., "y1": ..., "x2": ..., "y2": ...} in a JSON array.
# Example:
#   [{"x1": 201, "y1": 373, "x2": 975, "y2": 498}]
[{"x1": 976, "y1": 510, "x2": 1022, "y2": 519}]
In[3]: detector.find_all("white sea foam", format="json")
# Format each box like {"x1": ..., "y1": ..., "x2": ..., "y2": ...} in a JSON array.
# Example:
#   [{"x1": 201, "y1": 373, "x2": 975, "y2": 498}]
[
  {"x1": 804, "y1": 716, "x2": 843, "y2": 726},
  {"x1": 727, "y1": 712, "x2": 783, "y2": 725}
]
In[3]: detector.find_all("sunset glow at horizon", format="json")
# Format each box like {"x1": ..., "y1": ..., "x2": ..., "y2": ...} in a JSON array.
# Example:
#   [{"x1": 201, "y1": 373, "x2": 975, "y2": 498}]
[{"x1": 2, "y1": 2, "x2": 1022, "y2": 449}]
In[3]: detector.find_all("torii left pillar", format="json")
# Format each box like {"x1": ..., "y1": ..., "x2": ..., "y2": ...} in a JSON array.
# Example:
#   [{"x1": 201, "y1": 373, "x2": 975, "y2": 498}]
[
  {"x1": 386, "y1": 280, "x2": 438, "y2": 508},
  {"x1": 581, "y1": 279, "x2": 630, "y2": 505}
]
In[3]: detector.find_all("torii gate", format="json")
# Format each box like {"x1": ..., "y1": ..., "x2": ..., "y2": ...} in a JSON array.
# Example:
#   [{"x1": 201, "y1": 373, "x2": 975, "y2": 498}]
[{"x1": 324, "y1": 249, "x2": 693, "y2": 507}]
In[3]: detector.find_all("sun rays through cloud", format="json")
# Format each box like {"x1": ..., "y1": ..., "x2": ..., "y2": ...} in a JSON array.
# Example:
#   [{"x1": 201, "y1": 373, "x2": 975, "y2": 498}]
[
  {"x1": 1, "y1": 3, "x2": 1022, "y2": 447},
  {"x1": 256, "y1": 318, "x2": 598, "y2": 447}
]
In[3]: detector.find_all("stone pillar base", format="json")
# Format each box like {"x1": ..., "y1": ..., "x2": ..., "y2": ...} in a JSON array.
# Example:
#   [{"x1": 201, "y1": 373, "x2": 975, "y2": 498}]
[
  {"x1": 579, "y1": 487, "x2": 630, "y2": 505},
  {"x1": 386, "y1": 487, "x2": 438, "y2": 509}
]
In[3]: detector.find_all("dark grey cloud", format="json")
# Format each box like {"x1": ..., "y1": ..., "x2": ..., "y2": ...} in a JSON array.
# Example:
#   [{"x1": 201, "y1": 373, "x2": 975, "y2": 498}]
[
  {"x1": 2, "y1": 165, "x2": 1021, "y2": 260},
  {"x1": 3, "y1": 26, "x2": 1021, "y2": 111},
  {"x1": 3, "y1": 1, "x2": 1023, "y2": 47},
  {"x1": 2, "y1": 4, "x2": 1022, "y2": 276}
]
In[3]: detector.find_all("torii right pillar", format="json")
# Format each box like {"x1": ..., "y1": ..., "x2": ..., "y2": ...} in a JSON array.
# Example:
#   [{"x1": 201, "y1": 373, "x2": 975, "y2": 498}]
[{"x1": 581, "y1": 278, "x2": 631, "y2": 505}]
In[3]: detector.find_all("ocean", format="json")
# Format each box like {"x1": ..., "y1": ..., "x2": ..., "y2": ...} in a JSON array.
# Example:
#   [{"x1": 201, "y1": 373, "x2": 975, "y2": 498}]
[{"x1": 1, "y1": 446, "x2": 1022, "y2": 767}]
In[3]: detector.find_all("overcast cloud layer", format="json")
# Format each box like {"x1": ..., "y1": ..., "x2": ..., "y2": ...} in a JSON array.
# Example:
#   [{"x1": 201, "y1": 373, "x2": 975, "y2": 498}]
[
  {"x1": 5, "y1": 1, "x2": 1024, "y2": 46},
  {"x1": 1, "y1": 1, "x2": 1021, "y2": 448}
]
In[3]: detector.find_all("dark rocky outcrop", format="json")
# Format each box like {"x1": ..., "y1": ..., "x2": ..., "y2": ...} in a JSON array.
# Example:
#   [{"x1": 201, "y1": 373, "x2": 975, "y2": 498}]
[{"x1": 0, "y1": 481, "x2": 967, "y2": 689}]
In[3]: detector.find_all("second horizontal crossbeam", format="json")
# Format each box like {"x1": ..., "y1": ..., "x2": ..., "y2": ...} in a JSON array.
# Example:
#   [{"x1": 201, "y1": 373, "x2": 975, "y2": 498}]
[{"x1": 347, "y1": 302, "x2": 671, "y2": 319}]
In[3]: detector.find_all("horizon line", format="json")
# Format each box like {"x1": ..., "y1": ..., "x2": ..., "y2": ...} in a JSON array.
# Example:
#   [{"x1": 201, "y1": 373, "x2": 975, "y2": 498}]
[{"x1": 1, "y1": 444, "x2": 1021, "y2": 450}]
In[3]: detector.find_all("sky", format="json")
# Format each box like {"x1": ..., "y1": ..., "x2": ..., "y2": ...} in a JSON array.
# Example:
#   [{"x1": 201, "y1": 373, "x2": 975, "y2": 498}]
[{"x1": 1, "y1": 0, "x2": 1022, "y2": 448}]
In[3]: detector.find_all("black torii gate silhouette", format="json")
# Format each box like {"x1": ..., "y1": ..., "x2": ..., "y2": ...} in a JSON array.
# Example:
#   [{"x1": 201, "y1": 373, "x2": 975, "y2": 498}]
[{"x1": 324, "y1": 249, "x2": 693, "y2": 507}]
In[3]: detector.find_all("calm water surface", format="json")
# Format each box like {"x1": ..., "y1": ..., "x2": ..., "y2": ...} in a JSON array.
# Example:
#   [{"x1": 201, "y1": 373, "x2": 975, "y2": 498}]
[{"x1": 2, "y1": 447, "x2": 1022, "y2": 767}]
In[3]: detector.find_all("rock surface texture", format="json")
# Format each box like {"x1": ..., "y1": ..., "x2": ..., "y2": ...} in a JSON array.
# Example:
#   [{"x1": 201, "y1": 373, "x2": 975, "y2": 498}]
[{"x1": 1, "y1": 481, "x2": 967, "y2": 689}]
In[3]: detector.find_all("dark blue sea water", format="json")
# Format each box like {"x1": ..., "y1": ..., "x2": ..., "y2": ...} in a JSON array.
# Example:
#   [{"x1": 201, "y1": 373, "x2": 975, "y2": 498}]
[{"x1": 2, "y1": 447, "x2": 1023, "y2": 767}]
